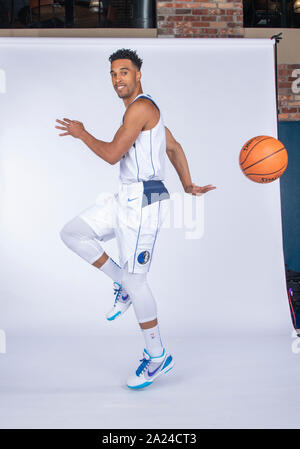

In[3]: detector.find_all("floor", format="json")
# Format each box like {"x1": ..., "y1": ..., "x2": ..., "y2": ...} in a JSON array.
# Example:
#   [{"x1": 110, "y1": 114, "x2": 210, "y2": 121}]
[{"x1": 1, "y1": 332, "x2": 300, "y2": 429}]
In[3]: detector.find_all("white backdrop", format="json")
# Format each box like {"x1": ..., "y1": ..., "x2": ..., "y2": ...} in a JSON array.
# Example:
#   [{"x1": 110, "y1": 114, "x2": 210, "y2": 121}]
[{"x1": 0, "y1": 37, "x2": 292, "y2": 338}]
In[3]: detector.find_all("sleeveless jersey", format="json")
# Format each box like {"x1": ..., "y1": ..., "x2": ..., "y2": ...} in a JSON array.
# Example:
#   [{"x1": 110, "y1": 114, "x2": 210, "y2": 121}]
[{"x1": 119, "y1": 93, "x2": 167, "y2": 184}]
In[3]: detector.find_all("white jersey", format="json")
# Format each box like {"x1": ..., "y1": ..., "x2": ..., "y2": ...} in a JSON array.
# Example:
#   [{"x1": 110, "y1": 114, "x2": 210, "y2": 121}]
[{"x1": 119, "y1": 93, "x2": 167, "y2": 184}]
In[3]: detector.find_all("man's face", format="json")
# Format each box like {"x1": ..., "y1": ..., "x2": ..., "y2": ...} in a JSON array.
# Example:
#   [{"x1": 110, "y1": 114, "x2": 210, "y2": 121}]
[{"x1": 110, "y1": 59, "x2": 140, "y2": 98}]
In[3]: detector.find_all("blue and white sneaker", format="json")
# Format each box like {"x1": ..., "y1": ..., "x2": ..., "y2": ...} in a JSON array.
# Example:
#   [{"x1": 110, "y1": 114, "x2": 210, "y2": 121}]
[
  {"x1": 127, "y1": 348, "x2": 174, "y2": 389},
  {"x1": 105, "y1": 281, "x2": 132, "y2": 321}
]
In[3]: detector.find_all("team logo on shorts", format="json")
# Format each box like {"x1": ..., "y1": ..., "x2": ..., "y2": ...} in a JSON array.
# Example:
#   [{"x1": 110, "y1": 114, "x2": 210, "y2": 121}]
[{"x1": 137, "y1": 250, "x2": 150, "y2": 265}]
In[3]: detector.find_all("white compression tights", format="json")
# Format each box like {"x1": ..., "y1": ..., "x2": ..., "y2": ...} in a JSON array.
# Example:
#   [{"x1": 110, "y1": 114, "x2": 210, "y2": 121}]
[
  {"x1": 120, "y1": 262, "x2": 158, "y2": 324},
  {"x1": 60, "y1": 217, "x2": 158, "y2": 324},
  {"x1": 60, "y1": 216, "x2": 105, "y2": 264}
]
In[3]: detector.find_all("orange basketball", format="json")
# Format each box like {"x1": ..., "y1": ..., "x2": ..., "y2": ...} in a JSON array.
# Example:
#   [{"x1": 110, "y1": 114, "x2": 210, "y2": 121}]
[{"x1": 239, "y1": 136, "x2": 288, "y2": 183}]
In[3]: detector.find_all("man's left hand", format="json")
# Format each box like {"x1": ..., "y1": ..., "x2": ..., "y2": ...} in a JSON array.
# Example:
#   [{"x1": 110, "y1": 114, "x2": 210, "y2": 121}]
[{"x1": 184, "y1": 183, "x2": 217, "y2": 196}]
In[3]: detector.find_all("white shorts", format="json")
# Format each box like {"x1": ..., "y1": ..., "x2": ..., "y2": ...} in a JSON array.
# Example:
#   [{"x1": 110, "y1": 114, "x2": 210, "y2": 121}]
[{"x1": 77, "y1": 180, "x2": 170, "y2": 274}]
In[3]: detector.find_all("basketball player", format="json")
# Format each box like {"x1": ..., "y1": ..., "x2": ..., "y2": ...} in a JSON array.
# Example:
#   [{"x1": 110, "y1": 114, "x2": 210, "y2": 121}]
[{"x1": 55, "y1": 49, "x2": 216, "y2": 389}]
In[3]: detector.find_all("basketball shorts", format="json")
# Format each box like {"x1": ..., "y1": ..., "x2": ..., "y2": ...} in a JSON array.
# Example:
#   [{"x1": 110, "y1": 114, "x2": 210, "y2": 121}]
[{"x1": 77, "y1": 180, "x2": 170, "y2": 274}]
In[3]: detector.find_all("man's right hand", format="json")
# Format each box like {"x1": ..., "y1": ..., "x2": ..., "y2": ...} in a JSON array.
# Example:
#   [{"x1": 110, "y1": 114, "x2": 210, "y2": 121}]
[{"x1": 55, "y1": 118, "x2": 86, "y2": 138}]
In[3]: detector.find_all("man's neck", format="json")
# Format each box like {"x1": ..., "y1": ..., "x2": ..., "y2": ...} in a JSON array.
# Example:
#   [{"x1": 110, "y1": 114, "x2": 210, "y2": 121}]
[{"x1": 123, "y1": 90, "x2": 144, "y2": 109}]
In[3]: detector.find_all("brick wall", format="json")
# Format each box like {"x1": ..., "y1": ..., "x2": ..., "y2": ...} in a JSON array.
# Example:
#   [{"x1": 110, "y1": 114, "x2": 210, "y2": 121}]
[
  {"x1": 278, "y1": 64, "x2": 300, "y2": 121},
  {"x1": 157, "y1": 1, "x2": 244, "y2": 38}
]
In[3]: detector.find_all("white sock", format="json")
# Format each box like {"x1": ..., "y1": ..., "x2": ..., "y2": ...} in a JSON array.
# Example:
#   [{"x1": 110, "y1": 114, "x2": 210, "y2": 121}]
[
  {"x1": 142, "y1": 324, "x2": 164, "y2": 358},
  {"x1": 99, "y1": 257, "x2": 122, "y2": 284}
]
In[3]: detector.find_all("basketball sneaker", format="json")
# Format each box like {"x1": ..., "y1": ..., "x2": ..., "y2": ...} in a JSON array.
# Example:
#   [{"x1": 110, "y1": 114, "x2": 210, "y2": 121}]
[
  {"x1": 126, "y1": 348, "x2": 174, "y2": 389},
  {"x1": 105, "y1": 281, "x2": 132, "y2": 321}
]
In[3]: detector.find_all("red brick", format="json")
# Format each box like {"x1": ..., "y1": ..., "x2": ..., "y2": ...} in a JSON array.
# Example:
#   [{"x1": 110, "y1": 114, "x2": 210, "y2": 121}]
[
  {"x1": 190, "y1": 7, "x2": 222, "y2": 14},
  {"x1": 159, "y1": 22, "x2": 180, "y2": 28},
  {"x1": 231, "y1": 2, "x2": 243, "y2": 9},
  {"x1": 210, "y1": 21, "x2": 228, "y2": 27},
  {"x1": 191, "y1": 21, "x2": 211, "y2": 26},
  {"x1": 201, "y1": 28, "x2": 218, "y2": 33},
  {"x1": 278, "y1": 82, "x2": 292, "y2": 88},
  {"x1": 175, "y1": 8, "x2": 192, "y2": 13},
  {"x1": 183, "y1": 15, "x2": 204, "y2": 20},
  {"x1": 282, "y1": 108, "x2": 298, "y2": 113},
  {"x1": 173, "y1": 21, "x2": 189, "y2": 26},
  {"x1": 184, "y1": 2, "x2": 208, "y2": 6},
  {"x1": 192, "y1": 5, "x2": 217, "y2": 13},
  {"x1": 278, "y1": 89, "x2": 290, "y2": 95},
  {"x1": 156, "y1": 8, "x2": 176, "y2": 15},
  {"x1": 219, "y1": 15, "x2": 233, "y2": 21},
  {"x1": 216, "y1": 1, "x2": 234, "y2": 7},
  {"x1": 158, "y1": 2, "x2": 174, "y2": 7},
  {"x1": 207, "y1": 8, "x2": 222, "y2": 14},
  {"x1": 192, "y1": 8, "x2": 212, "y2": 15},
  {"x1": 278, "y1": 69, "x2": 290, "y2": 76},
  {"x1": 278, "y1": 95, "x2": 294, "y2": 102},
  {"x1": 281, "y1": 113, "x2": 300, "y2": 120},
  {"x1": 200, "y1": 15, "x2": 217, "y2": 20},
  {"x1": 166, "y1": 15, "x2": 184, "y2": 20},
  {"x1": 219, "y1": 27, "x2": 243, "y2": 34},
  {"x1": 157, "y1": 29, "x2": 174, "y2": 35}
]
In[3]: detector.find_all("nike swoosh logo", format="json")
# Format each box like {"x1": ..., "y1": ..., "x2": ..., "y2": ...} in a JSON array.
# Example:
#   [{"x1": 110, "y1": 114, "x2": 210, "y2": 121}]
[
  {"x1": 148, "y1": 362, "x2": 164, "y2": 377},
  {"x1": 128, "y1": 197, "x2": 139, "y2": 202}
]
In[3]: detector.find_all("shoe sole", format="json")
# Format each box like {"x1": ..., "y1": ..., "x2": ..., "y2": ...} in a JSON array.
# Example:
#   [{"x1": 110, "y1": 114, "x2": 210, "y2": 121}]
[
  {"x1": 127, "y1": 358, "x2": 175, "y2": 390},
  {"x1": 106, "y1": 311, "x2": 121, "y2": 321},
  {"x1": 106, "y1": 302, "x2": 132, "y2": 321}
]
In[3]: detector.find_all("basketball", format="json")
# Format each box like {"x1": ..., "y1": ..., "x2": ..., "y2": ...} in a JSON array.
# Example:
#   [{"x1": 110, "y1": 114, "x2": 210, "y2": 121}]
[{"x1": 239, "y1": 136, "x2": 288, "y2": 183}]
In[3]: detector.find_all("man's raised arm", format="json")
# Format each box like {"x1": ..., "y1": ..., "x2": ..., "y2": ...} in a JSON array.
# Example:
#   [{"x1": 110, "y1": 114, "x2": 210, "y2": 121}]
[{"x1": 55, "y1": 102, "x2": 149, "y2": 165}]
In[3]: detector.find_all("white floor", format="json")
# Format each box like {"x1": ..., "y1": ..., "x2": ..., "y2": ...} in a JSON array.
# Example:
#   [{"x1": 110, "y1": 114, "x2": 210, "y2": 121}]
[{"x1": 0, "y1": 333, "x2": 300, "y2": 429}]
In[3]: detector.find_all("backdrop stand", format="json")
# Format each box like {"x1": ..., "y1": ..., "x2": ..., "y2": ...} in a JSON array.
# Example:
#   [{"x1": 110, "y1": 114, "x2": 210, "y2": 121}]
[{"x1": 271, "y1": 31, "x2": 283, "y2": 132}]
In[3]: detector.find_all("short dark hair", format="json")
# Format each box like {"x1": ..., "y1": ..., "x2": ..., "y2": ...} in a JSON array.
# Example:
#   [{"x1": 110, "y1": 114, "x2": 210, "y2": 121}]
[{"x1": 109, "y1": 48, "x2": 143, "y2": 71}]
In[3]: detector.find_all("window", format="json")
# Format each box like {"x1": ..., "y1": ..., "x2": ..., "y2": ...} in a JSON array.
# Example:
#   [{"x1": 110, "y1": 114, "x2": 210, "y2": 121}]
[
  {"x1": 243, "y1": 0, "x2": 300, "y2": 28},
  {"x1": 0, "y1": 0, "x2": 157, "y2": 29}
]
